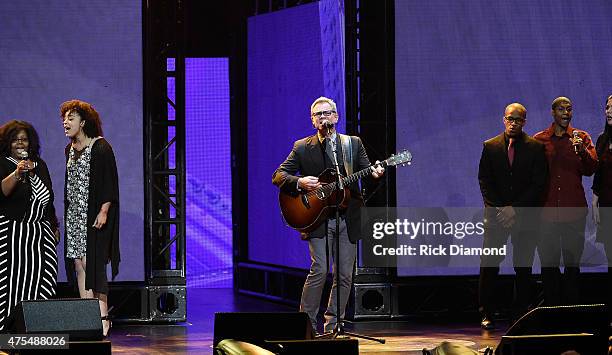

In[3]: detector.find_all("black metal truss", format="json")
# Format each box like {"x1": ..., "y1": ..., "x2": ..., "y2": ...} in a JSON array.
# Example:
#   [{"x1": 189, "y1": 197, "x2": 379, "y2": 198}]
[{"x1": 143, "y1": 0, "x2": 187, "y2": 322}]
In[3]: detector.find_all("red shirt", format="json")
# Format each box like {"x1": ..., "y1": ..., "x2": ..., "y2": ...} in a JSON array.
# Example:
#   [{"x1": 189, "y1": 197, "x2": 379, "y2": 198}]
[{"x1": 533, "y1": 123, "x2": 598, "y2": 221}]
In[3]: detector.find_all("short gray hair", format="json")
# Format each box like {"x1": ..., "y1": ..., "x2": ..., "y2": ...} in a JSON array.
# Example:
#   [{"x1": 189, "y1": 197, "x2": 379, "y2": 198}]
[{"x1": 310, "y1": 96, "x2": 337, "y2": 115}]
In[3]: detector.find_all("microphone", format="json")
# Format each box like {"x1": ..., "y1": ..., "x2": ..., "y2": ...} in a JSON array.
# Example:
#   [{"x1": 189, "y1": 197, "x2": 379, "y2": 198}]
[
  {"x1": 18, "y1": 149, "x2": 28, "y2": 181},
  {"x1": 573, "y1": 131, "x2": 580, "y2": 154},
  {"x1": 322, "y1": 121, "x2": 334, "y2": 129}
]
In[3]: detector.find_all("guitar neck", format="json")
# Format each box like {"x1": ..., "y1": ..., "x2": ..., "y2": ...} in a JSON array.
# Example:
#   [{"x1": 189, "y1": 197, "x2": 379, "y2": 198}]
[
  {"x1": 334, "y1": 161, "x2": 386, "y2": 188},
  {"x1": 307, "y1": 149, "x2": 410, "y2": 197}
]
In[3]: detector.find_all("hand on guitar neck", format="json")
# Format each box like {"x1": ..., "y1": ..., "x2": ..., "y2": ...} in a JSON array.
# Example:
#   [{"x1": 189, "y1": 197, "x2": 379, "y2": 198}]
[{"x1": 371, "y1": 160, "x2": 385, "y2": 179}]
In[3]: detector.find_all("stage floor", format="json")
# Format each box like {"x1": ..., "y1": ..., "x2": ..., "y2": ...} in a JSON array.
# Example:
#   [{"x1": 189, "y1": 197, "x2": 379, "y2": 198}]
[{"x1": 106, "y1": 288, "x2": 504, "y2": 354}]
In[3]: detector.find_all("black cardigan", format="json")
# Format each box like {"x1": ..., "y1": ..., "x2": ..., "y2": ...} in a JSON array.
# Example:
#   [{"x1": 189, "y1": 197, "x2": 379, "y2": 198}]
[
  {"x1": 0, "y1": 156, "x2": 59, "y2": 230},
  {"x1": 64, "y1": 138, "x2": 120, "y2": 294}
]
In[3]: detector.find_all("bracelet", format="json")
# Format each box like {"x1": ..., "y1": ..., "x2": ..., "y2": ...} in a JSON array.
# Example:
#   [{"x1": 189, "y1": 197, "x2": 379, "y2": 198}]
[{"x1": 12, "y1": 171, "x2": 22, "y2": 182}]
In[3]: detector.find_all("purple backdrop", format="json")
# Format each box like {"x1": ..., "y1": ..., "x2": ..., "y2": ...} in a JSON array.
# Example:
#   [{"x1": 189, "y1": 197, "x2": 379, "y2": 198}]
[
  {"x1": 395, "y1": 0, "x2": 612, "y2": 275},
  {"x1": 185, "y1": 58, "x2": 232, "y2": 288},
  {"x1": 247, "y1": 1, "x2": 346, "y2": 269},
  {"x1": 0, "y1": 1, "x2": 143, "y2": 281}
]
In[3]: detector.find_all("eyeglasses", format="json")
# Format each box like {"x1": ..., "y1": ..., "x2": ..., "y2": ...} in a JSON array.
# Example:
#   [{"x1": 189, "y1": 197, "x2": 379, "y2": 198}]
[
  {"x1": 11, "y1": 138, "x2": 29, "y2": 144},
  {"x1": 312, "y1": 110, "x2": 336, "y2": 118},
  {"x1": 504, "y1": 116, "x2": 525, "y2": 124}
]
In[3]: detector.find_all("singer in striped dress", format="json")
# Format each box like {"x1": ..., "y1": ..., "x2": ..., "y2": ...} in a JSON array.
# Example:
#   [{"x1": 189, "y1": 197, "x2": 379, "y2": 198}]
[{"x1": 0, "y1": 120, "x2": 59, "y2": 331}]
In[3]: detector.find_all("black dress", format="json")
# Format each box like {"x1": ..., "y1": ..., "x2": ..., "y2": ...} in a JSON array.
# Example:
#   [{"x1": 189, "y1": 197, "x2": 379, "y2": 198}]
[
  {"x1": 0, "y1": 157, "x2": 58, "y2": 331},
  {"x1": 64, "y1": 138, "x2": 120, "y2": 294}
]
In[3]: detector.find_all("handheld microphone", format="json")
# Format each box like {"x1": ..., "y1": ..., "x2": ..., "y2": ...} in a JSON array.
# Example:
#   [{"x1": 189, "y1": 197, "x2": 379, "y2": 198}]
[
  {"x1": 573, "y1": 131, "x2": 580, "y2": 154},
  {"x1": 18, "y1": 149, "x2": 28, "y2": 181}
]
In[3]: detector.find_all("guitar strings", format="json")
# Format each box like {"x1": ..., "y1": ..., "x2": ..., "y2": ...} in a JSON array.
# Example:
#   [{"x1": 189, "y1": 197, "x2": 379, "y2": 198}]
[
  {"x1": 299, "y1": 151, "x2": 409, "y2": 200},
  {"x1": 304, "y1": 162, "x2": 385, "y2": 199}
]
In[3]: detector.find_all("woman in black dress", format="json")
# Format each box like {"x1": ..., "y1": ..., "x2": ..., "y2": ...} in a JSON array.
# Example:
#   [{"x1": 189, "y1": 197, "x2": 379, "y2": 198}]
[
  {"x1": 0, "y1": 120, "x2": 59, "y2": 331},
  {"x1": 61, "y1": 100, "x2": 119, "y2": 336}
]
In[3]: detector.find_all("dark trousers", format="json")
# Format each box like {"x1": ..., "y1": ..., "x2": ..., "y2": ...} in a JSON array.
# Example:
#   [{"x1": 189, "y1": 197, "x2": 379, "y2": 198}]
[
  {"x1": 606, "y1": 247, "x2": 612, "y2": 322},
  {"x1": 597, "y1": 207, "x2": 612, "y2": 322},
  {"x1": 601, "y1": 208, "x2": 612, "y2": 320},
  {"x1": 300, "y1": 218, "x2": 356, "y2": 332},
  {"x1": 537, "y1": 217, "x2": 586, "y2": 306},
  {"x1": 479, "y1": 214, "x2": 537, "y2": 318}
]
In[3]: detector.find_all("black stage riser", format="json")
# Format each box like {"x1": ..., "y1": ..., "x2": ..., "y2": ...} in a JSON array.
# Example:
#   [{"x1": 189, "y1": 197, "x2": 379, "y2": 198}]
[{"x1": 496, "y1": 304, "x2": 609, "y2": 355}]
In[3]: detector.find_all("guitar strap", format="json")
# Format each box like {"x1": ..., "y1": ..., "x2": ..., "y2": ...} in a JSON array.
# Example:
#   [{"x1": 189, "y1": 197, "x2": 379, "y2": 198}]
[{"x1": 339, "y1": 134, "x2": 353, "y2": 175}]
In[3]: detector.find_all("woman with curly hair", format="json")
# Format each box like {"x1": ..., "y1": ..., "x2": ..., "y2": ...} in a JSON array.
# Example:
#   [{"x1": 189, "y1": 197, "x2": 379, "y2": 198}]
[
  {"x1": 0, "y1": 120, "x2": 59, "y2": 331},
  {"x1": 61, "y1": 100, "x2": 119, "y2": 337}
]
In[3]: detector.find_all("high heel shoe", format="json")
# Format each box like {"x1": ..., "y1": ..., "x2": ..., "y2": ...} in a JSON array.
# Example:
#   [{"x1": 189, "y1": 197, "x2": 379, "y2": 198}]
[{"x1": 101, "y1": 316, "x2": 112, "y2": 337}]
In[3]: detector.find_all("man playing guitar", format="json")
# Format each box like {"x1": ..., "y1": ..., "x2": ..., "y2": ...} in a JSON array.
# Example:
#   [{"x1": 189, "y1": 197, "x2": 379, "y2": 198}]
[{"x1": 272, "y1": 96, "x2": 384, "y2": 334}]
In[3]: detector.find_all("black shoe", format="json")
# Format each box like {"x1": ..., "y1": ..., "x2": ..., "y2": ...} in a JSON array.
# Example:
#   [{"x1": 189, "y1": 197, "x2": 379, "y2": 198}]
[
  {"x1": 480, "y1": 315, "x2": 495, "y2": 330},
  {"x1": 309, "y1": 323, "x2": 318, "y2": 337},
  {"x1": 323, "y1": 322, "x2": 338, "y2": 334}
]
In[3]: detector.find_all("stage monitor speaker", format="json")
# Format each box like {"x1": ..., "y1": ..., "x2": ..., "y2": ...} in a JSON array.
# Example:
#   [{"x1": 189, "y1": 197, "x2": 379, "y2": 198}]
[
  {"x1": 213, "y1": 312, "x2": 314, "y2": 348},
  {"x1": 498, "y1": 333, "x2": 596, "y2": 355},
  {"x1": 495, "y1": 303, "x2": 608, "y2": 355},
  {"x1": 8, "y1": 298, "x2": 103, "y2": 341},
  {"x1": 352, "y1": 283, "x2": 391, "y2": 319},
  {"x1": 266, "y1": 338, "x2": 359, "y2": 355}
]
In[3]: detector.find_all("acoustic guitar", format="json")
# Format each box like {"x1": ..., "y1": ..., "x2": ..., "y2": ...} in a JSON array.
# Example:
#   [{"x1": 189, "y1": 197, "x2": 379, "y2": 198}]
[{"x1": 278, "y1": 150, "x2": 412, "y2": 233}]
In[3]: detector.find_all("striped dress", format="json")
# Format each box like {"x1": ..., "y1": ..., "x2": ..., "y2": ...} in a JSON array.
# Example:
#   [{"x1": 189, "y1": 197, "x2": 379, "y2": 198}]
[{"x1": 0, "y1": 158, "x2": 58, "y2": 331}]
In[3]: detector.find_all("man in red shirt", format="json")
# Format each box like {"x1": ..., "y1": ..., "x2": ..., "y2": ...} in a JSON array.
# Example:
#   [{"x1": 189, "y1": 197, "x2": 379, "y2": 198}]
[{"x1": 534, "y1": 96, "x2": 598, "y2": 306}]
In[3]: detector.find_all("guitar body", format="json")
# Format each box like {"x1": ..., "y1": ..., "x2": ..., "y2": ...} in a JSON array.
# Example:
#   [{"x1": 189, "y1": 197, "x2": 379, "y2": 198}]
[
  {"x1": 279, "y1": 168, "x2": 351, "y2": 233},
  {"x1": 277, "y1": 148, "x2": 411, "y2": 235}
]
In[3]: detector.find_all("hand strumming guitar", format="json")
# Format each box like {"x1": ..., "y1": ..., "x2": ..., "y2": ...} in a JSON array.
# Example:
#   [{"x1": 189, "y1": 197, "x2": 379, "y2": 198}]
[{"x1": 298, "y1": 176, "x2": 321, "y2": 191}]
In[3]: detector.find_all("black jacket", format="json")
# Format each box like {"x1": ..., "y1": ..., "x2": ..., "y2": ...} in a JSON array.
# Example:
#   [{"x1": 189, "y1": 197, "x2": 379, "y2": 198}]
[
  {"x1": 64, "y1": 138, "x2": 120, "y2": 294},
  {"x1": 478, "y1": 131, "x2": 548, "y2": 208}
]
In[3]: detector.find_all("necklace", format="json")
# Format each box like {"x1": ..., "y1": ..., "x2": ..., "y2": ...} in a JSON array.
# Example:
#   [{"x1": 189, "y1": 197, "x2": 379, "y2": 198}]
[{"x1": 73, "y1": 137, "x2": 91, "y2": 151}]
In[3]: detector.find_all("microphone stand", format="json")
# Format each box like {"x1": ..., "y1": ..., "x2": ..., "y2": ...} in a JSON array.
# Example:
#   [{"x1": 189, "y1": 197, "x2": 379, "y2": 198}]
[{"x1": 316, "y1": 129, "x2": 385, "y2": 344}]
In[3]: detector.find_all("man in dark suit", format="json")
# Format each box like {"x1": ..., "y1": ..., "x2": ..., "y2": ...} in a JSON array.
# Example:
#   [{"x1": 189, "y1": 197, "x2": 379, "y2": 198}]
[
  {"x1": 477, "y1": 103, "x2": 548, "y2": 329},
  {"x1": 272, "y1": 97, "x2": 384, "y2": 333}
]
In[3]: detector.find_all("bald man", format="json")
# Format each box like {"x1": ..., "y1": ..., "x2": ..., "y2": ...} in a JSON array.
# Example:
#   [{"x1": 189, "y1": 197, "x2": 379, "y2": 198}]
[
  {"x1": 477, "y1": 103, "x2": 548, "y2": 329},
  {"x1": 534, "y1": 97, "x2": 598, "y2": 306}
]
